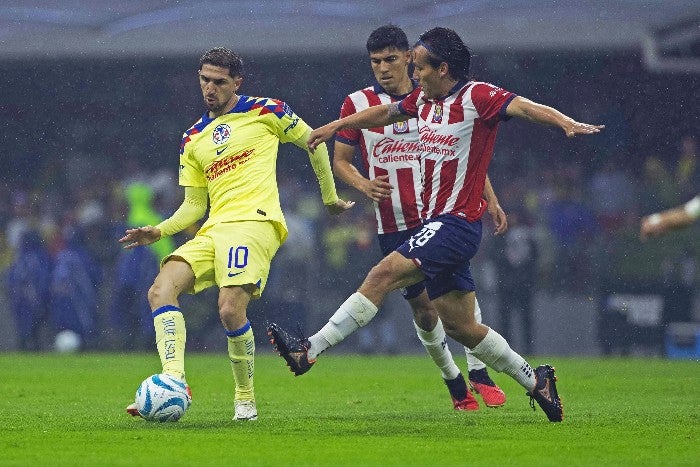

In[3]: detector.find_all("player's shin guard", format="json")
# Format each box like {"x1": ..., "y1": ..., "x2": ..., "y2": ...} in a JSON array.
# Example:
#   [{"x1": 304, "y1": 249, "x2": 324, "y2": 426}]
[
  {"x1": 153, "y1": 305, "x2": 187, "y2": 380},
  {"x1": 310, "y1": 292, "x2": 378, "y2": 360},
  {"x1": 471, "y1": 328, "x2": 535, "y2": 390},
  {"x1": 465, "y1": 297, "x2": 487, "y2": 371},
  {"x1": 226, "y1": 321, "x2": 255, "y2": 401},
  {"x1": 413, "y1": 319, "x2": 460, "y2": 380}
]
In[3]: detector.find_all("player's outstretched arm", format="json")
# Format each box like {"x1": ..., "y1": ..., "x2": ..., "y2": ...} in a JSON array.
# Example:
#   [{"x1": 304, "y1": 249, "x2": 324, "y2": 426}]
[
  {"x1": 119, "y1": 186, "x2": 208, "y2": 249},
  {"x1": 640, "y1": 195, "x2": 700, "y2": 241},
  {"x1": 295, "y1": 129, "x2": 355, "y2": 215},
  {"x1": 325, "y1": 199, "x2": 356, "y2": 214},
  {"x1": 308, "y1": 103, "x2": 408, "y2": 151},
  {"x1": 119, "y1": 226, "x2": 162, "y2": 249},
  {"x1": 505, "y1": 96, "x2": 604, "y2": 138}
]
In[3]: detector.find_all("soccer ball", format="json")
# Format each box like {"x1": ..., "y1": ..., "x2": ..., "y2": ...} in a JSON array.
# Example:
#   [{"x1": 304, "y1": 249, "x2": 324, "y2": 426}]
[
  {"x1": 54, "y1": 330, "x2": 81, "y2": 353},
  {"x1": 134, "y1": 374, "x2": 191, "y2": 422}
]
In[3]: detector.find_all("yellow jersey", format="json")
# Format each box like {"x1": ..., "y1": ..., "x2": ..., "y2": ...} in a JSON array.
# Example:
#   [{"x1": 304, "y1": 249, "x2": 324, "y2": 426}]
[{"x1": 178, "y1": 95, "x2": 309, "y2": 241}]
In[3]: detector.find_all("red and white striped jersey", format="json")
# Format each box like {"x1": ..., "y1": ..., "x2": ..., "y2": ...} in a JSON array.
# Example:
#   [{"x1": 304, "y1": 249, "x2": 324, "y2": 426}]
[
  {"x1": 399, "y1": 81, "x2": 516, "y2": 222},
  {"x1": 336, "y1": 84, "x2": 423, "y2": 234}
]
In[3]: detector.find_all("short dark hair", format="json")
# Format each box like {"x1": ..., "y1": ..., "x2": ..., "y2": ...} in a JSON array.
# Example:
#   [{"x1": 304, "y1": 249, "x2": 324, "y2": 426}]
[
  {"x1": 366, "y1": 25, "x2": 409, "y2": 53},
  {"x1": 416, "y1": 27, "x2": 470, "y2": 81},
  {"x1": 198, "y1": 47, "x2": 244, "y2": 78}
]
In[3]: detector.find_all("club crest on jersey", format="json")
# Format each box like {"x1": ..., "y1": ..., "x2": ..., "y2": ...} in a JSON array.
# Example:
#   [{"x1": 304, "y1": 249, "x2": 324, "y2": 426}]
[
  {"x1": 212, "y1": 124, "x2": 231, "y2": 145},
  {"x1": 432, "y1": 102, "x2": 443, "y2": 123},
  {"x1": 393, "y1": 120, "x2": 409, "y2": 134}
]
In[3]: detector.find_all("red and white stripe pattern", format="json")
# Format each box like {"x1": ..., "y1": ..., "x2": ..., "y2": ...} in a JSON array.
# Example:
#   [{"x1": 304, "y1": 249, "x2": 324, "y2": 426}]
[
  {"x1": 337, "y1": 85, "x2": 423, "y2": 234},
  {"x1": 400, "y1": 81, "x2": 515, "y2": 222}
]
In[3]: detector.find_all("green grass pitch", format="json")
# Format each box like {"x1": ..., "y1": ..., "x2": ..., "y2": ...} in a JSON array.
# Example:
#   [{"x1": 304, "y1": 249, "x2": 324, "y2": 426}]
[{"x1": 0, "y1": 352, "x2": 698, "y2": 465}]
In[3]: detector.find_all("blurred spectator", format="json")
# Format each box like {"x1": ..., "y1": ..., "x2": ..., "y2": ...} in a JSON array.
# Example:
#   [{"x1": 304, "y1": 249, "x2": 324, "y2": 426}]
[
  {"x1": 547, "y1": 182, "x2": 599, "y2": 291},
  {"x1": 588, "y1": 160, "x2": 637, "y2": 234},
  {"x1": 494, "y1": 208, "x2": 539, "y2": 354},
  {"x1": 642, "y1": 157, "x2": 676, "y2": 210},
  {"x1": 6, "y1": 230, "x2": 52, "y2": 350},
  {"x1": 108, "y1": 181, "x2": 175, "y2": 349},
  {"x1": 676, "y1": 136, "x2": 697, "y2": 200},
  {"x1": 6, "y1": 191, "x2": 34, "y2": 252},
  {"x1": 50, "y1": 225, "x2": 102, "y2": 349}
]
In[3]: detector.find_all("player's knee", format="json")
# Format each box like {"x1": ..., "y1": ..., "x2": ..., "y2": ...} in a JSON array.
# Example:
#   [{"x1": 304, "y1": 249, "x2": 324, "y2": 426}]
[
  {"x1": 442, "y1": 318, "x2": 482, "y2": 347},
  {"x1": 218, "y1": 305, "x2": 247, "y2": 330},
  {"x1": 411, "y1": 304, "x2": 438, "y2": 330},
  {"x1": 147, "y1": 280, "x2": 170, "y2": 308},
  {"x1": 364, "y1": 262, "x2": 396, "y2": 293},
  {"x1": 441, "y1": 317, "x2": 465, "y2": 338}
]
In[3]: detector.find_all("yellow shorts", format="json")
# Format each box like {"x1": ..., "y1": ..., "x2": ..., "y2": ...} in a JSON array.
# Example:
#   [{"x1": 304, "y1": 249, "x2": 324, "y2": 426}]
[{"x1": 162, "y1": 221, "x2": 282, "y2": 298}]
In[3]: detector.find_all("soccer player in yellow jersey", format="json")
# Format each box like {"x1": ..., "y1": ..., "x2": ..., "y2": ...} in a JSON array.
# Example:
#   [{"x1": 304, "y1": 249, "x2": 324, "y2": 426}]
[{"x1": 119, "y1": 47, "x2": 354, "y2": 421}]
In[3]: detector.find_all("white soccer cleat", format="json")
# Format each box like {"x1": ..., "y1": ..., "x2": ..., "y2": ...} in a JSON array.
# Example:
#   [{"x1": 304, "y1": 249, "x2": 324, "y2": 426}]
[{"x1": 233, "y1": 400, "x2": 258, "y2": 421}]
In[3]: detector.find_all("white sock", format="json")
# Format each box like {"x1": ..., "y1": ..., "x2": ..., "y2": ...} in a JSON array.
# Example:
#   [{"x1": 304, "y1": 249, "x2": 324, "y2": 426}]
[
  {"x1": 308, "y1": 292, "x2": 378, "y2": 360},
  {"x1": 413, "y1": 319, "x2": 461, "y2": 380},
  {"x1": 471, "y1": 328, "x2": 536, "y2": 390},
  {"x1": 464, "y1": 297, "x2": 486, "y2": 372}
]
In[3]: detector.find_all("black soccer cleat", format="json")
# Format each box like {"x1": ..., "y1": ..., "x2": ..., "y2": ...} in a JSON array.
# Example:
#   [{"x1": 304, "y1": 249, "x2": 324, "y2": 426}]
[
  {"x1": 267, "y1": 322, "x2": 315, "y2": 376},
  {"x1": 527, "y1": 364, "x2": 563, "y2": 422}
]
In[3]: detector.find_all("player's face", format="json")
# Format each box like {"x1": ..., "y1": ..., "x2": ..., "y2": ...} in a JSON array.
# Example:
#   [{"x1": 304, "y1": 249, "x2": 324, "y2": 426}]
[
  {"x1": 199, "y1": 63, "x2": 242, "y2": 116},
  {"x1": 412, "y1": 45, "x2": 443, "y2": 100},
  {"x1": 369, "y1": 47, "x2": 411, "y2": 95}
]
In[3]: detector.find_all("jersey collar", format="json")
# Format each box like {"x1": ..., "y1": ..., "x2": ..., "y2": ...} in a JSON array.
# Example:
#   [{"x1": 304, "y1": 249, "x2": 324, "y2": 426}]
[
  {"x1": 200, "y1": 95, "x2": 248, "y2": 123},
  {"x1": 429, "y1": 79, "x2": 469, "y2": 101},
  {"x1": 373, "y1": 79, "x2": 419, "y2": 99}
]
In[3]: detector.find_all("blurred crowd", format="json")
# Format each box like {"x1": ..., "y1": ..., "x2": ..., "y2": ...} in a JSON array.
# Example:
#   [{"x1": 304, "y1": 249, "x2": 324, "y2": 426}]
[{"x1": 0, "y1": 50, "x2": 697, "y2": 352}]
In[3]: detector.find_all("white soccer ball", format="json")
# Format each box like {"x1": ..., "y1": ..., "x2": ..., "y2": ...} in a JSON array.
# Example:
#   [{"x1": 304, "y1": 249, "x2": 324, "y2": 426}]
[
  {"x1": 135, "y1": 374, "x2": 191, "y2": 422},
  {"x1": 54, "y1": 330, "x2": 81, "y2": 353}
]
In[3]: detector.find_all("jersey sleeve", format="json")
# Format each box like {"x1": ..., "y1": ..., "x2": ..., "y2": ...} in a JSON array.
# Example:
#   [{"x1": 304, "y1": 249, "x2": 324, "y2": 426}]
[
  {"x1": 178, "y1": 130, "x2": 207, "y2": 188},
  {"x1": 470, "y1": 82, "x2": 517, "y2": 123},
  {"x1": 267, "y1": 99, "x2": 311, "y2": 143},
  {"x1": 336, "y1": 96, "x2": 361, "y2": 146},
  {"x1": 397, "y1": 86, "x2": 422, "y2": 117}
]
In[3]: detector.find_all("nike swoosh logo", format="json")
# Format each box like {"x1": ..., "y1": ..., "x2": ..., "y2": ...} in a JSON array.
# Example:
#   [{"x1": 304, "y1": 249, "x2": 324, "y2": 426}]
[
  {"x1": 228, "y1": 271, "x2": 244, "y2": 277},
  {"x1": 216, "y1": 146, "x2": 228, "y2": 155}
]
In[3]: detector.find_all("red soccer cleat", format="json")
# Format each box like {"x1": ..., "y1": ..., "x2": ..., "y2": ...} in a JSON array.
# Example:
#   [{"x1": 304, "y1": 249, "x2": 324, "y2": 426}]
[{"x1": 469, "y1": 380, "x2": 506, "y2": 408}]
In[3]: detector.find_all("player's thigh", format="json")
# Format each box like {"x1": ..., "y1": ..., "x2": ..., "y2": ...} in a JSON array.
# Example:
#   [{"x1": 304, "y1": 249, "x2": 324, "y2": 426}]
[
  {"x1": 379, "y1": 228, "x2": 428, "y2": 304},
  {"x1": 162, "y1": 234, "x2": 216, "y2": 295},
  {"x1": 212, "y1": 221, "x2": 282, "y2": 299},
  {"x1": 433, "y1": 290, "x2": 482, "y2": 337},
  {"x1": 150, "y1": 257, "x2": 196, "y2": 304},
  {"x1": 361, "y1": 251, "x2": 423, "y2": 294}
]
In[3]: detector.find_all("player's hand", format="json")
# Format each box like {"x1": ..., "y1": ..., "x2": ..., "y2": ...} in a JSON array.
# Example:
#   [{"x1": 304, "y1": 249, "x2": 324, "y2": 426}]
[
  {"x1": 308, "y1": 121, "x2": 340, "y2": 152},
  {"x1": 325, "y1": 198, "x2": 355, "y2": 215},
  {"x1": 119, "y1": 226, "x2": 161, "y2": 249},
  {"x1": 562, "y1": 120, "x2": 605, "y2": 138},
  {"x1": 363, "y1": 175, "x2": 393, "y2": 202},
  {"x1": 487, "y1": 203, "x2": 508, "y2": 235}
]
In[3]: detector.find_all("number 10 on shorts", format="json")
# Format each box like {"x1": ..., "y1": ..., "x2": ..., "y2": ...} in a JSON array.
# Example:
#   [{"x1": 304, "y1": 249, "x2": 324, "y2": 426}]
[{"x1": 228, "y1": 245, "x2": 249, "y2": 273}]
